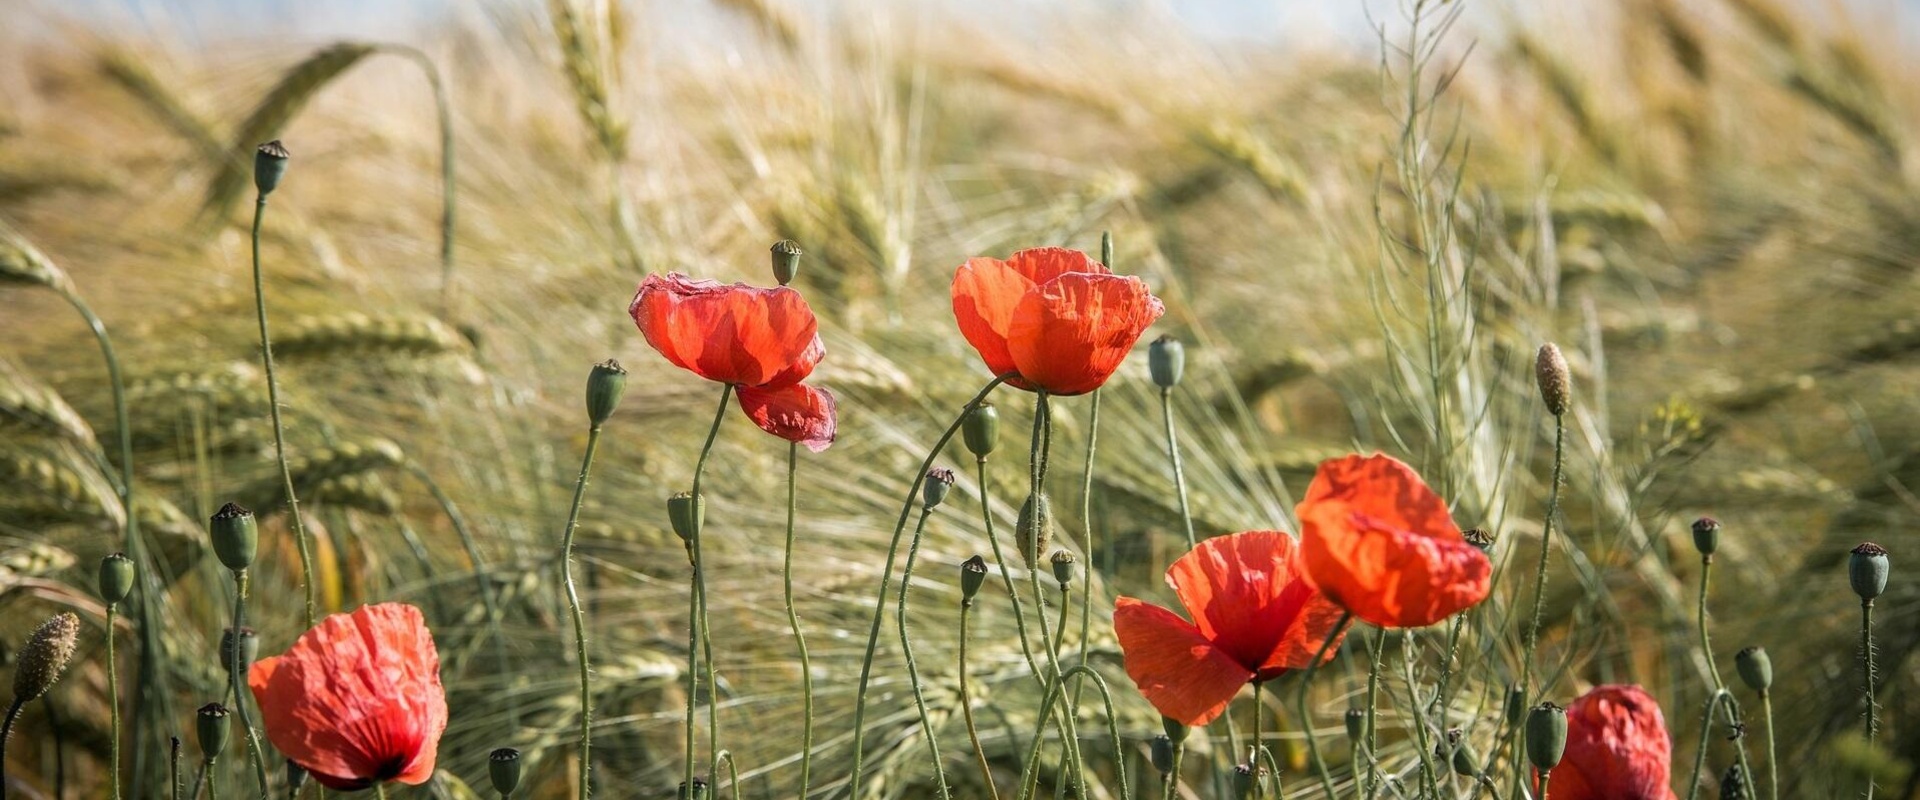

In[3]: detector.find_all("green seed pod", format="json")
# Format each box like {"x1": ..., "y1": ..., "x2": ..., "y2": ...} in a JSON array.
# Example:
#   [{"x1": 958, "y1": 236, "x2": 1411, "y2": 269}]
[
  {"x1": 1162, "y1": 716, "x2": 1189, "y2": 745},
  {"x1": 209, "y1": 502, "x2": 258, "y2": 572},
  {"x1": 1535, "y1": 343, "x2": 1571, "y2": 416},
  {"x1": 286, "y1": 761, "x2": 308, "y2": 793},
  {"x1": 254, "y1": 140, "x2": 290, "y2": 197},
  {"x1": 1462, "y1": 528, "x2": 1494, "y2": 555},
  {"x1": 1229, "y1": 762, "x2": 1262, "y2": 799},
  {"x1": 1149, "y1": 734, "x2": 1175, "y2": 774},
  {"x1": 1441, "y1": 729, "x2": 1481, "y2": 777},
  {"x1": 1850, "y1": 542, "x2": 1890, "y2": 603},
  {"x1": 220, "y1": 627, "x2": 258, "y2": 677},
  {"x1": 1016, "y1": 493, "x2": 1053, "y2": 570},
  {"x1": 679, "y1": 779, "x2": 709, "y2": 800},
  {"x1": 963, "y1": 403, "x2": 1000, "y2": 459},
  {"x1": 668, "y1": 492, "x2": 705, "y2": 547},
  {"x1": 196, "y1": 703, "x2": 231, "y2": 761},
  {"x1": 1050, "y1": 550, "x2": 1076, "y2": 587},
  {"x1": 489, "y1": 747, "x2": 522, "y2": 795},
  {"x1": 923, "y1": 468, "x2": 956, "y2": 511},
  {"x1": 959, "y1": 555, "x2": 988, "y2": 606},
  {"x1": 12, "y1": 612, "x2": 80, "y2": 702},
  {"x1": 98, "y1": 552, "x2": 135, "y2": 605},
  {"x1": 1526, "y1": 703, "x2": 1568, "y2": 771},
  {"x1": 1149, "y1": 336, "x2": 1185, "y2": 389},
  {"x1": 585, "y1": 359, "x2": 628, "y2": 427},
  {"x1": 1735, "y1": 646, "x2": 1772, "y2": 694},
  {"x1": 770, "y1": 239, "x2": 803, "y2": 286},
  {"x1": 1344, "y1": 708, "x2": 1365, "y2": 743},
  {"x1": 1503, "y1": 684, "x2": 1527, "y2": 730},
  {"x1": 1691, "y1": 517, "x2": 1721, "y2": 558}
]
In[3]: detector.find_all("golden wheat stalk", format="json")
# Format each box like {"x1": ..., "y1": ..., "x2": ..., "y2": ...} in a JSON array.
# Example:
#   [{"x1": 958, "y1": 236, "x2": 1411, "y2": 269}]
[
  {"x1": 0, "y1": 371, "x2": 97, "y2": 447},
  {"x1": 96, "y1": 46, "x2": 227, "y2": 161},
  {"x1": 1196, "y1": 120, "x2": 1309, "y2": 204},
  {"x1": 198, "y1": 42, "x2": 378, "y2": 221},
  {"x1": 713, "y1": 0, "x2": 805, "y2": 54},
  {"x1": 0, "y1": 221, "x2": 76, "y2": 294},
  {"x1": 1513, "y1": 32, "x2": 1625, "y2": 167},
  {"x1": 275, "y1": 313, "x2": 470, "y2": 359}
]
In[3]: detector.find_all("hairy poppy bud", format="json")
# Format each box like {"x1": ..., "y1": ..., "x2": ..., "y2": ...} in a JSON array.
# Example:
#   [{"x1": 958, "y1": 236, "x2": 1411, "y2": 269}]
[
  {"x1": 1150, "y1": 734, "x2": 1175, "y2": 774},
  {"x1": 668, "y1": 492, "x2": 705, "y2": 548},
  {"x1": 1850, "y1": 542, "x2": 1889, "y2": 603},
  {"x1": 963, "y1": 404, "x2": 999, "y2": 459},
  {"x1": 12, "y1": 612, "x2": 79, "y2": 702},
  {"x1": 586, "y1": 359, "x2": 628, "y2": 427},
  {"x1": 770, "y1": 239, "x2": 803, "y2": 286},
  {"x1": 1535, "y1": 343, "x2": 1571, "y2": 416},
  {"x1": 1692, "y1": 516, "x2": 1721, "y2": 559},
  {"x1": 1462, "y1": 528, "x2": 1494, "y2": 555},
  {"x1": 1162, "y1": 716, "x2": 1189, "y2": 745},
  {"x1": 1149, "y1": 336, "x2": 1185, "y2": 389},
  {"x1": 960, "y1": 555, "x2": 988, "y2": 606},
  {"x1": 1441, "y1": 729, "x2": 1480, "y2": 776},
  {"x1": 1526, "y1": 703, "x2": 1568, "y2": 771},
  {"x1": 1719, "y1": 765, "x2": 1747, "y2": 800},
  {"x1": 489, "y1": 747, "x2": 522, "y2": 795},
  {"x1": 1735, "y1": 646, "x2": 1772, "y2": 694},
  {"x1": 254, "y1": 140, "x2": 290, "y2": 197},
  {"x1": 196, "y1": 703, "x2": 231, "y2": 761},
  {"x1": 1344, "y1": 708, "x2": 1365, "y2": 743},
  {"x1": 98, "y1": 552, "x2": 135, "y2": 605},
  {"x1": 220, "y1": 627, "x2": 258, "y2": 676},
  {"x1": 209, "y1": 502, "x2": 258, "y2": 572},
  {"x1": 1016, "y1": 493, "x2": 1053, "y2": 570},
  {"x1": 924, "y1": 468, "x2": 956, "y2": 510},
  {"x1": 1050, "y1": 550, "x2": 1076, "y2": 586},
  {"x1": 286, "y1": 761, "x2": 308, "y2": 792}
]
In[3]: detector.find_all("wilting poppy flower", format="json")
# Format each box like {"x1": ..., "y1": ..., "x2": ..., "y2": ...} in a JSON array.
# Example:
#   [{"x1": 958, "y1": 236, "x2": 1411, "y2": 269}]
[
  {"x1": 951, "y1": 247, "x2": 1164, "y2": 396},
  {"x1": 629, "y1": 273, "x2": 837, "y2": 451},
  {"x1": 1113, "y1": 531, "x2": 1347, "y2": 726},
  {"x1": 1541, "y1": 684, "x2": 1676, "y2": 800},
  {"x1": 1298, "y1": 453, "x2": 1491, "y2": 628},
  {"x1": 248, "y1": 603, "x2": 447, "y2": 790}
]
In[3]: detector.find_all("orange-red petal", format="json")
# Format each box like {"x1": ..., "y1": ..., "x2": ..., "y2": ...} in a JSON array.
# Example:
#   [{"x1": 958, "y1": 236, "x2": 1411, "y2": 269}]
[
  {"x1": 1113, "y1": 596, "x2": 1252, "y2": 726},
  {"x1": 737, "y1": 382, "x2": 837, "y2": 452},
  {"x1": 1004, "y1": 272, "x2": 1164, "y2": 396},
  {"x1": 629, "y1": 273, "x2": 821, "y2": 387},
  {"x1": 952, "y1": 248, "x2": 1112, "y2": 391},
  {"x1": 1298, "y1": 454, "x2": 1491, "y2": 628},
  {"x1": 1160, "y1": 531, "x2": 1346, "y2": 679},
  {"x1": 1548, "y1": 685, "x2": 1674, "y2": 800}
]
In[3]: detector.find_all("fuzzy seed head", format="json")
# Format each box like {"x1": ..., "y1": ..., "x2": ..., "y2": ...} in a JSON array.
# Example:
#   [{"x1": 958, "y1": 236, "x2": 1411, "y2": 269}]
[
  {"x1": 1535, "y1": 343, "x2": 1571, "y2": 416},
  {"x1": 12, "y1": 612, "x2": 80, "y2": 702},
  {"x1": 1016, "y1": 493, "x2": 1053, "y2": 570}
]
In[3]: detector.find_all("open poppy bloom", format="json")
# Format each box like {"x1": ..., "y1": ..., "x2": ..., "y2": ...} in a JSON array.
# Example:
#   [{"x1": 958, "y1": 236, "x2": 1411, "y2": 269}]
[
  {"x1": 1542, "y1": 684, "x2": 1677, "y2": 800},
  {"x1": 1113, "y1": 531, "x2": 1347, "y2": 726},
  {"x1": 951, "y1": 247, "x2": 1165, "y2": 396},
  {"x1": 248, "y1": 603, "x2": 448, "y2": 790},
  {"x1": 629, "y1": 273, "x2": 837, "y2": 451},
  {"x1": 1298, "y1": 453, "x2": 1491, "y2": 628}
]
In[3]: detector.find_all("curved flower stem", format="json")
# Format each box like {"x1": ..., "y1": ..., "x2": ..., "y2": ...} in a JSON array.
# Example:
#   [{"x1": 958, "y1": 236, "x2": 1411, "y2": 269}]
[
  {"x1": 1684, "y1": 690, "x2": 1728, "y2": 800},
  {"x1": 977, "y1": 456, "x2": 1043, "y2": 684},
  {"x1": 1862, "y1": 600, "x2": 1877, "y2": 800},
  {"x1": 1694, "y1": 558, "x2": 1754, "y2": 790},
  {"x1": 559, "y1": 422, "x2": 607, "y2": 798},
  {"x1": 687, "y1": 386, "x2": 733, "y2": 790},
  {"x1": 251, "y1": 193, "x2": 318, "y2": 628},
  {"x1": 1015, "y1": 666, "x2": 1126, "y2": 800},
  {"x1": 1759, "y1": 691, "x2": 1777, "y2": 800},
  {"x1": 1511, "y1": 413, "x2": 1565, "y2": 796},
  {"x1": 781, "y1": 442, "x2": 814, "y2": 796},
  {"x1": 106, "y1": 603, "x2": 122, "y2": 800},
  {"x1": 1363, "y1": 629, "x2": 1386, "y2": 800},
  {"x1": 846, "y1": 376, "x2": 1007, "y2": 795},
  {"x1": 1159, "y1": 386, "x2": 1196, "y2": 550},
  {"x1": 1298, "y1": 611, "x2": 1353, "y2": 800},
  {"x1": 229, "y1": 571, "x2": 271, "y2": 796},
  {"x1": 1, "y1": 700, "x2": 22, "y2": 800},
  {"x1": 715, "y1": 750, "x2": 743, "y2": 800},
  {"x1": 897, "y1": 504, "x2": 954, "y2": 799},
  {"x1": 1054, "y1": 387, "x2": 1103, "y2": 800},
  {"x1": 958, "y1": 600, "x2": 999, "y2": 800}
]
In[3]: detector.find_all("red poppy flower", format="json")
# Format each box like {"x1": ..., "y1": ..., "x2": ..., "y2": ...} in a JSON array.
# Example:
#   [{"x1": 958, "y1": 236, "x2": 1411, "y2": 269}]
[
  {"x1": 629, "y1": 273, "x2": 838, "y2": 451},
  {"x1": 1113, "y1": 531, "x2": 1347, "y2": 726},
  {"x1": 248, "y1": 603, "x2": 448, "y2": 790},
  {"x1": 1542, "y1": 684, "x2": 1677, "y2": 800},
  {"x1": 951, "y1": 247, "x2": 1165, "y2": 396},
  {"x1": 1297, "y1": 453, "x2": 1491, "y2": 628}
]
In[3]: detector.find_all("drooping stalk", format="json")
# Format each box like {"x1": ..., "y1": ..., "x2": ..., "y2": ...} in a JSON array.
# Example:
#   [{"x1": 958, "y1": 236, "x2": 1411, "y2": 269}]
[
  {"x1": 559, "y1": 421, "x2": 607, "y2": 797},
  {"x1": 897, "y1": 506, "x2": 954, "y2": 799},
  {"x1": 0, "y1": 700, "x2": 22, "y2": 800},
  {"x1": 251, "y1": 192, "x2": 319, "y2": 627},
  {"x1": 1013, "y1": 666, "x2": 1127, "y2": 800},
  {"x1": 959, "y1": 599, "x2": 998, "y2": 800},
  {"x1": 1298, "y1": 612, "x2": 1353, "y2": 800},
  {"x1": 781, "y1": 442, "x2": 815, "y2": 795},
  {"x1": 683, "y1": 386, "x2": 734, "y2": 792},
  {"x1": 230, "y1": 571, "x2": 272, "y2": 796},
  {"x1": 1693, "y1": 558, "x2": 1754, "y2": 790},
  {"x1": 1511, "y1": 413, "x2": 1566, "y2": 794}
]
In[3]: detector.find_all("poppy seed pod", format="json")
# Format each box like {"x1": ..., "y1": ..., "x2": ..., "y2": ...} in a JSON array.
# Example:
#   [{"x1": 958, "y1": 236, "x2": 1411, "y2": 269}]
[
  {"x1": 220, "y1": 627, "x2": 258, "y2": 676},
  {"x1": 12, "y1": 612, "x2": 80, "y2": 703},
  {"x1": 1735, "y1": 646, "x2": 1772, "y2": 694},
  {"x1": 960, "y1": 555, "x2": 988, "y2": 606},
  {"x1": 1050, "y1": 550, "x2": 1076, "y2": 586},
  {"x1": 963, "y1": 403, "x2": 1000, "y2": 459},
  {"x1": 1149, "y1": 336, "x2": 1184, "y2": 389},
  {"x1": 668, "y1": 492, "x2": 705, "y2": 547},
  {"x1": 679, "y1": 779, "x2": 709, "y2": 800},
  {"x1": 1526, "y1": 703, "x2": 1568, "y2": 771},
  {"x1": 1442, "y1": 729, "x2": 1481, "y2": 777},
  {"x1": 924, "y1": 468, "x2": 956, "y2": 511},
  {"x1": 209, "y1": 502, "x2": 258, "y2": 572},
  {"x1": 489, "y1": 747, "x2": 522, "y2": 795},
  {"x1": 1016, "y1": 493, "x2": 1053, "y2": 570},
  {"x1": 770, "y1": 239, "x2": 803, "y2": 286},
  {"x1": 1462, "y1": 528, "x2": 1495, "y2": 555},
  {"x1": 286, "y1": 761, "x2": 309, "y2": 792},
  {"x1": 1850, "y1": 542, "x2": 1890, "y2": 603},
  {"x1": 1691, "y1": 516, "x2": 1721, "y2": 558},
  {"x1": 585, "y1": 359, "x2": 628, "y2": 427},
  {"x1": 1503, "y1": 684, "x2": 1527, "y2": 729},
  {"x1": 1162, "y1": 716, "x2": 1189, "y2": 745},
  {"x1": 98, "y1": 552, "x2": 135, "y2": 605},
  {"x1": 196, "y1": 703, "x2": 231, "y2": 761},
  {"x1": 1229, "y1": 762, "x2": 1263, "y2": 799},
  {"x1": 1344, "y1": 708, "x2": 1365, "y2": 743},
  {"x1": 1535, "y1": 343, "x2": 1571, "y2": 416},
  {"x1": 254, "y1": 140, "x2": 290, "y2": 196},
  {"x1": 1149, "y1": 734, "x2": 1175, "y2": 774}
]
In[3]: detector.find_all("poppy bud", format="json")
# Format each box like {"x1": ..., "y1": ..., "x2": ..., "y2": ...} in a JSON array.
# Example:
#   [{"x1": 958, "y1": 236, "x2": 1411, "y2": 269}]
[
  {"x1": 960, "y1": 555, "x2": 988, "y2": 607},
  {"x1": 1162, "y1": 716, "x2": 1189, "y2": 745},
  {"x1": 1503, "y1": 684, "x2": 1526, "y2": 729},
  {"x1": 1149, "y1": 336, "x2": 1184, "y2": 389},
  {"x1": 1016, "y1": 493, "x2": 1052, "y2": 570},
  {"x1": 254, "y1": 140, "x2": 290, "y2": 197},
  {"x1": 963, "y1": 404, "x2": 1000, "y2": 459},
  {"x1": 489, "y1": 747, "x2": 522, "y2": 795},
  {"x1": 585, "y1": 359, "x2": 628, "y2": 427},
  {"x1": 1691, "y1": 516, "x2": 1721, "y2": 559},
  {"x1": 220, "y1": 627, "x2": 258, "y2": 676},
  {"x1": 98, "y1": 552, "x2": 135, "y2": 605},
  {"x1": 196, "y1": 703, "x2": 231, "y2": 761},
  {"x1": 12, "y1": 612, "x2": 79, "y2": 703},
  {"x1": 1229, "y1": 762, "x2": 1263, "y2": 799},
  {"x1": 1719, "y1": 765, "x2": 1747, "y2": 800},
  {"x1": 679, "y1": 779, "x2": 709, "y2": 800},
  {"x1": 1462, "y1": 528, "x2": 1494, "y2": 555},
  {"x1": 1441, "y1": 729, "x2": 1481, "y2": 776},
  {"x1": 286, "y1": 761, "x2": 308, "y2": 792},
  {"x1": 668, "y1": 492, "x2": 705, "y2": 547},
  {"x1": 1525, "y1": 702, "x2": 1568, "y2": 771},
  {"x1": 1344, "y1": 708, "x2": 1365, "y2": 743},
  {"x1": 924, "y1": 468, "x2": 956, "y2": 511},
  {"x1": 1535, "y1": 343, "x2": 1571, "y2": 416},
  {"x1": 1849, "y1": 542, "x2": 1889, "y2": 603},
  {"x1": 770, "y1": 239, "x2": 803, "y2": 286},
  {"x1": 1149, "y1": 734, "x2": 1175, "y2": 774},
  {"x1": 209, "y1": 502, "x2": 258, "y2": 572},
  {"x1": 1735, "y1": 646, "x2": 1772, "y2": 694},
  {"x1": 1050, "y1": 550, "x2": 1076, "y2": 587}
]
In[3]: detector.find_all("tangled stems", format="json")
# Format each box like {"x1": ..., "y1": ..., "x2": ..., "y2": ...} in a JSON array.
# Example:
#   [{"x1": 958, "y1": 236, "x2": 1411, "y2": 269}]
[
  {"x1": 252, "y1": 193, "x2": 319, "y2": 628},
  {"x1": 1363, "y1": 629, "x2": 1387, "y2": 800},
  {"x1": 1399, "y1": 632, "x2": 1441, "y2": 800},
  {"x1": 976, "y1": 459, "x2": 1043, "y2": 684},
  {"x1": 1161, "y1": 745, "x2": 1184, "y2": 800},
  {"x1": 1159, "y1": 385, "x2": 1196, "y2": 550},
  {"x1": 845, "y1": 375, "x2": 1007, "y2": 796},
  {"x1": 958, "y1": 597, "x2": 998, "y2": 800},
  {"x1": 1298, "y1": 611, "x2": 1353, "y2": 800},
  {"x1": 1065, "y1": 390, "x2": 1101, "y2": 723},
  {"x1": 1862, "y1": 600, "x2": 1877, "y2": 800},
  {"x1": 686, "y1": 386, "x2": 733, "y2": 791},
  {"x1": 1691, "y1": 558, "x2": 1754, "y2": 791},
  {"x1": 1512, "y1": 413, "x2": 1566, "y2": 791},
  {"x1": 230, "y1": 571, "x2": 271, "y2": 796},
  {"x1": 1014, "y1": 665, "x2": 1129, "y2": 800},
  {"x1": 782, "y1": 443, "x2": 815, "y2": 795},
  {"x1": 558, "y1": 418, "x2": 608, "y2": 797},
  {"x1": 897, "y1": 504, "x2": 954, "y2": 798},
  {"x1": 1019, "y1": 393, "x2": 1087, "y2": 798}
]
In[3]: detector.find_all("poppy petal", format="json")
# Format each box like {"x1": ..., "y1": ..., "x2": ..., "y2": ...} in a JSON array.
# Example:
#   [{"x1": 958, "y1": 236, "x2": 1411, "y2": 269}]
[
  {"x1": 761, "y1": 334, "x2": 826, "y2": 390},
  {"x1": 629, "y1": 273, "x2": 821, "y2": 387},
  {"x1": 1551, "y1": 685, "x2": 1674, "y2": 800},
  {"x1": 1005, "y1": 272, "x2": 1165, "y2": 396},
  {"x1": 1113, "y1": 596, "x2": 1252, "y2": 726},
  {"x1": 1298, "y1": 454, "x2": 1491, "y2": 628},
  {"x1": 951, "y1": 256, "x2": 1034, "y2": 384},
  {"x1": 737, "y1": 382, "x2": 837, "y2": 452}
]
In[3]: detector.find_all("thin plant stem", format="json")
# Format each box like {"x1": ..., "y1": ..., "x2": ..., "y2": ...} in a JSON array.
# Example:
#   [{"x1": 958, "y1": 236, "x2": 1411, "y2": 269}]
[
  {"x1": 1019, "y1": 393, "x2": 1086, "y2": 799},
  {"x1": 1015, "y1": 666, "x2": 1127, "y2": 800},
  {"x1": 959, "y1": 602, "x2": 999, "y2": 800},
  {"x1": 170, "y1": 738, "x2": 181, "y2": 800},
  {"x1": 1760, "y1": 692, "x2": 1776, "y2": 800},
  {"x1": 206, "y1": 759, "x2": 219, "y2": 800},
  {"x1": 1537, "y1": 772, "x2": 1550, "y2": 800},
  {"x1": 691, "y1": 387, "x2": 734, "y2": 784},
  {"x1": 897, "y1": 504, "x2": 954, "y2": 799},
  {"x1": 107, "y1": 603, "x2": 122, "y2": 800},
  {"x1": 0, "y1": 700, "x2": 20, "y2": 800},
  {"x1": 1429, "y1": 612, "x2": 1467, "y2": 717},
  {"x1": 251, "y1": 193, "x2": 318, "y2": 627},
  {"x1": 1400, "y1": 631, "x2": 1441, "y2": 800},
  {"x1": 375, "y1": 783, "x2": 388, "y2": 800},
  {"x1": 847, "y1": 376, "x2": 1008, "y2": 795},
  {"x1": 559, "y1": 423, "x2": 607, "y2": 798},
  {"x1": 1162, "y1": 746, "x2": 1184, "y2": 800},
  {"x1": 1684, "y1": 690, "x2": 1728, "y2": 800},
  {"x1": 1512, "y1": 413, "x2": 1565, "y2": 796},
  {"x1": 1299, "y1": 611, "x2": 1354, "y2": 800},
  {"x1": 781, "y1": 442, "x2": 814, "y2": 796},
  {"x1": 1364, "y1": 629, "x2": 1386, "y2": 800},
  {"x1": 1159, "y1": 386, "x2": 1196, "y2": 549},
  {"x1": 977, "y1": 456, "x2": 1044, "y2": 684},
  {"x1": 1694, "y1": 559, "x2": 1754, "y2": 790},
  {"x1": 230, "y1": 571, "x2": 271, "y2": 796},
  {"x1": 1862, "y1": 600, "x2": 1877, "y2": 800},
  {"x1": 1252, "y1": 682, "x2": 1266, "y2": 800},
  {"x1": 715, "y1": 751, "x2": 743, "y2": 800}
]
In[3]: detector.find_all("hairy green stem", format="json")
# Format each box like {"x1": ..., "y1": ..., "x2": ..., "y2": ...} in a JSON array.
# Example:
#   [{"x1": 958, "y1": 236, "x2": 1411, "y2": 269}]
[
  {"x1": 0, "y1": 700, "x2": 21, "y2": 800},
  {"x1": 230, "y1": 571, "x2": 272, "y2": 796},
  {"x1": 978, "y1": 456, "x2": 1044, "y2": 684},
  {"x1": 1695, "y1": 559, "x2": 1754, "y2": 790},
  {"x1": 251, "y1": 194, "x2": 319, "y2": 627},
  {"x1": 107, "y1": 603, "x2": 122, "y2": 800},
  {"x1": 1015, "y1": 666, "x2": 1127, "y2": 800},
  {"x1": 1162, "y1": 746, "x2": 1184, "y2": 800},
  {"x1": 959, "y1": 602, "x2": 998, "y2": 800},
  {"x1": 1862, "y1": 600, "x2": 1877, "y2": 800},
  {"x1": 1364, "y1": 629, "x2": 1386, "y2": 800},
  {"x1": 1066, "y1": 388, "x2": 1100, "y2": 726},
  {"x1": 1019, "y1": 393, "x2": 1085, "y2": 799},
  {"x1": 1400, "y1": 631, "x2": 1440, "y2": 800},
  {"x1": 1251, "y1": 682, "x2": 1266, "y2": 800},
  {"x1": 1760, "y1": 692, "x2": 1776, "y2": 800},
  {"x1": 686, "y1": 385, "x2": 733, "y2": 791},
  {"x1": 1299, "y1": 612, "x2": 1353, "y2": 800},
  {"x1": 170, "y1": 738, "x2": 181, "y2": 800},
  {"x1": 1511, "y1": 413, "x2": 1565, "y2": 796},
  {"x1": 1159, "y1": 387, "x2": 1196, "y2": 549},
  {"x1": 898, "y1": 505, "x2": 954, "y2": 798},
  {"x1": 782, "y1": 442, "x2": 815, "y2": 796},
  {"x1": 1684, "y1": 691, "x2": 1728, "y2": 800},
  {"x1": 205, "y1": 758, "x2": 220, "y2": 800},
  {"x1": 559, "y1": 423, "x2": 606, "y2": 797}
]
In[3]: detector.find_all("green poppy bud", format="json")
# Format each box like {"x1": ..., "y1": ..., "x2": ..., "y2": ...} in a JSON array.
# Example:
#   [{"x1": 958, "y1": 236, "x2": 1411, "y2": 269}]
[
  {"x1": 254, "y1": 140, "x2": 290, "y2": 197},
  {"x1": 770, "y1": 239, "x2": 803, "y2": 286},
  {"x1": 1441, "y1": 729, "x2": 1480, "y2": 776},
  {"x1": 1016, "y1": 493, "x2": 1053, "y2": 570},
  {"x1": 679, "y1": 779, "x2": 708, "y2": 800},
  {"x1": 1229, "y1": 762, "x2": 1262, "y2": 799},
  {"x1": 1162, "y1": 716, "x2": 1189, "y2": 745},
  {"x1": 668, "y1": 492, "x2": 705, "y2": 550},
  {"x1": 98, "y1": 552, "x2": 135, "y2": 605},
  {"x1": 220, "y1": 627, "x2": 258, "y2": 677},
  {"x1": 1150, "y1": 734, "x2": 1175, "y2": 774},
  {"x1": 1344, "y1": 708, "x2": 1365, "y2": 743},
  {"x1": 1535, "y1": 343, "x2": 1571, "y2": 416},
  {"x1": 1526, "y1": 702, "x2": 1568, "y2": 771},
  {"x1": 209, "y1": 502, "x2": 258, "y2": 572},
  {"x1": 960, "y1": 555, "x2": 988, "y2": 606},
  {"x1": 1149, "y1": 336, "x2": 1185, "y2": 389},
  {"x1": 585, "y1": 359, "x2": 628, "y2": 427},
  {"x1": 1503, "y1": 684, "x2": 1527, "y2": 730},
  {"x1": 924, "y1": 468, "x2": 956, "y2": 511},
  {"x1": 1850, "y1": 542, "x2": 1889, "y2": 603},
  {"x1": 12, "y1": 612, "x2": 79, "y2": 703},
  {"x1": 963, "y1": 404, "x2": 1000, "y2": 459},
  {"x1": 1735, "y1": 646, "x2": 1772, "y2": 694},
  {"x1": 1691, "y1": 516, "x2": 1721, "y2": 559},
  {"x1": 1462, "y1": 528, "x2": 1494, "y2": 555},
  {"x1": 489, "y1": 747, "x2": 522, "y2": 795},
  {"x1": 1050, "y1": 550, "x2": 1076, "y2": 587},
  {"x1": 196, "y1": 703, "x2": 231, "y2": 761}
]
